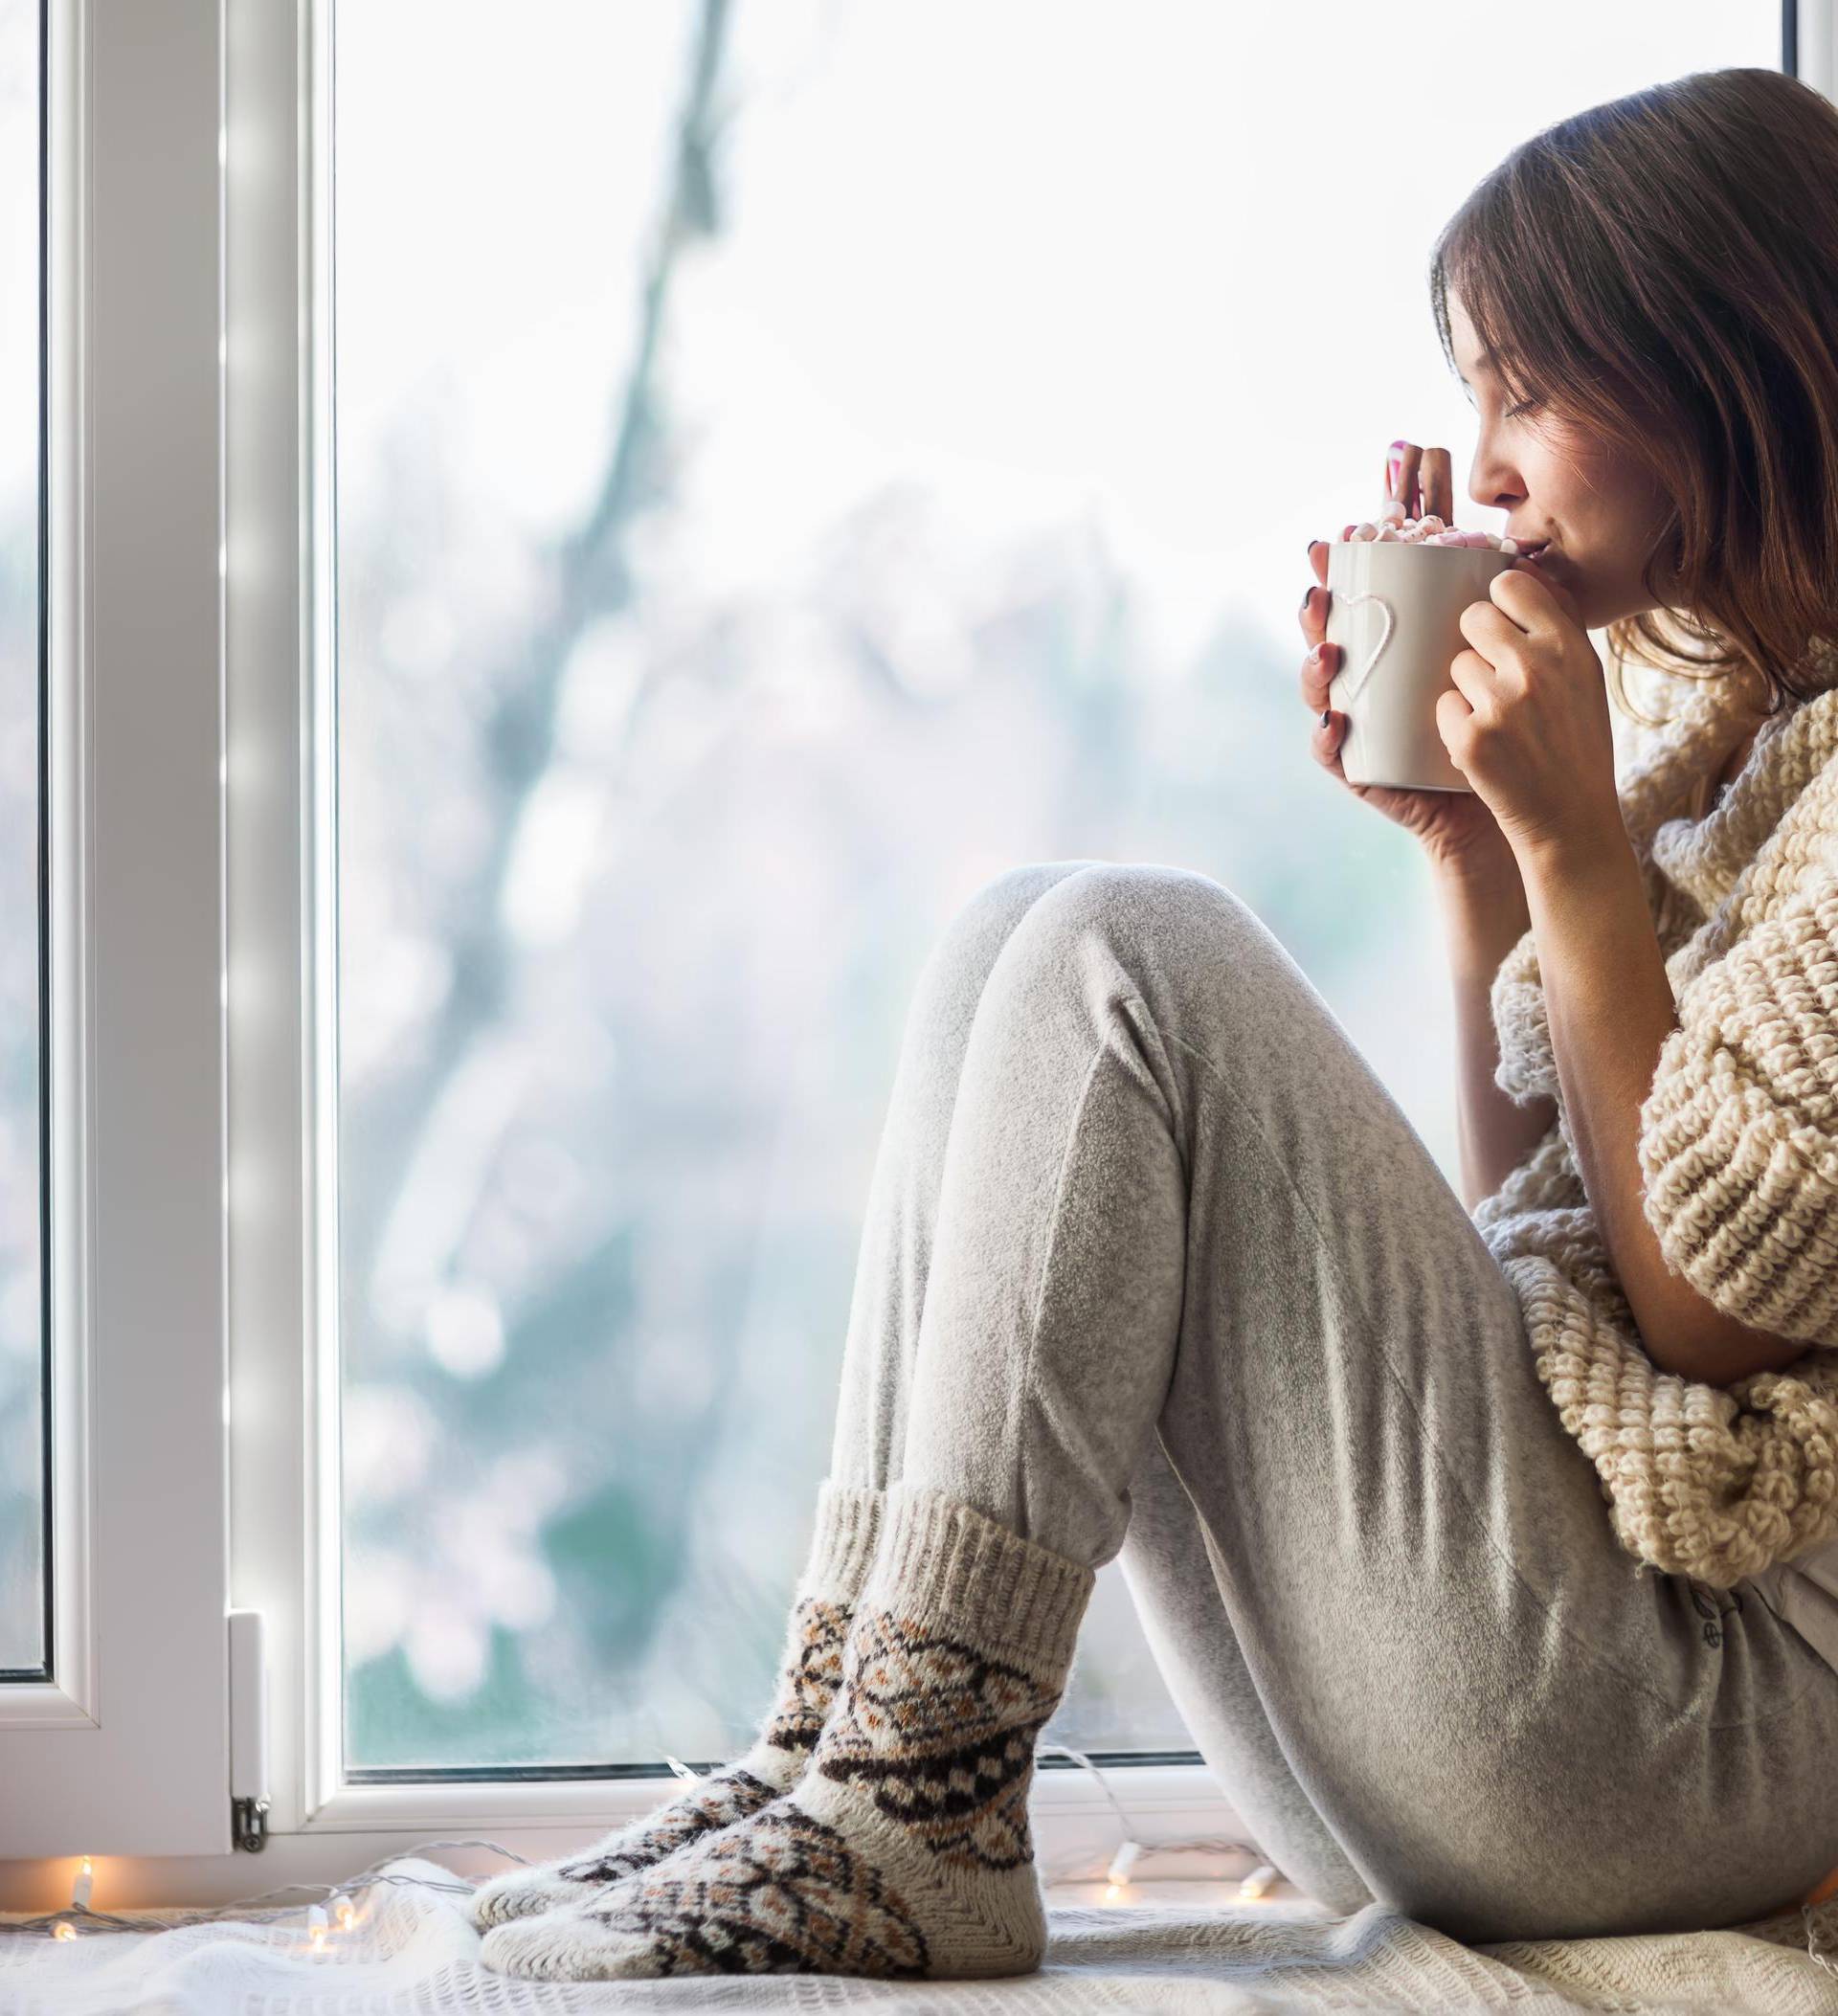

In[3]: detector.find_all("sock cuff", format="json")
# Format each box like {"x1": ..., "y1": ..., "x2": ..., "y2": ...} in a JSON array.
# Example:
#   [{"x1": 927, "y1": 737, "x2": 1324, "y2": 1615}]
[
  {"x1": 797, "y1": 1477, "x2": 885, "y2": 1600},
  {"x1": 864, "y1": 1482, "x2": 1094, "y2": 1678}
]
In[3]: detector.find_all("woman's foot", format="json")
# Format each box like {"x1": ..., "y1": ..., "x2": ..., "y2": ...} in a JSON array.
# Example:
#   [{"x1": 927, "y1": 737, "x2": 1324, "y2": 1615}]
[
  {"x1": 462, "y1": 1700, "x2": 809, "y2": 1932},
  {"x1": 479, "y1": 1485, "x2": 1094, "y2": 1982},
  {"x1": 466, "y1": 1479, "x2": 883, "y2": 1930}
]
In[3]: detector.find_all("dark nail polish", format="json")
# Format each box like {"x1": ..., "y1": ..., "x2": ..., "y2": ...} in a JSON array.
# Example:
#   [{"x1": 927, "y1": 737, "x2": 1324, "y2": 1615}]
[
  {"x1": 1301, "y1": 587, "x2": 1313, "y2": 614},
  {"x1": 1321, "y1": 706, "x2": 1333, "y2": 728}
]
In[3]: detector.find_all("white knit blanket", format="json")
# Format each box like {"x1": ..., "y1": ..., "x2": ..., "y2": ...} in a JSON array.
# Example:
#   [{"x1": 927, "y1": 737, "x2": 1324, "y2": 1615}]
[{"x1": 3, "y1": 1858, "x2": 1835, "y2": 2013}]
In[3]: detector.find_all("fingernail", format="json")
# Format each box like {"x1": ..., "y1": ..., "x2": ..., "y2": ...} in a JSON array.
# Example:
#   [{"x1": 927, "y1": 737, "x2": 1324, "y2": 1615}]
[
  {"x1": 1307, "y1": 538, "x2": 1322, "y2": 557},
  {"x1": 1320, "y1": 707, "x2": 1333, "y2": 728},
  {"x1": 1306, "y1": 643, "x2": 1322, "y2": 665},
  {"x1": 1301, "y1": 587, "x2": 1313, "y2": 614}
]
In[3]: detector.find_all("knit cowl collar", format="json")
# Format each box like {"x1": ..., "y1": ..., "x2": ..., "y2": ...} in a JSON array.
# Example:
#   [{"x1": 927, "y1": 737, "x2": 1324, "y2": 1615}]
[{"x1": 1616, "y1": 659, "x2": 1838, "y2": 920}]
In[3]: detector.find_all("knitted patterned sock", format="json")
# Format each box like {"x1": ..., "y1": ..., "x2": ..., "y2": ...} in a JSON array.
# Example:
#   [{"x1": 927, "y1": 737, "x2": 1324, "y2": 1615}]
[
  {"x1": 467, "y1": 1478, "x2": 883, "y2": 1932},
  {"x1": 479, "y1": 1481, "x2": 1095, "y2": 1983}
]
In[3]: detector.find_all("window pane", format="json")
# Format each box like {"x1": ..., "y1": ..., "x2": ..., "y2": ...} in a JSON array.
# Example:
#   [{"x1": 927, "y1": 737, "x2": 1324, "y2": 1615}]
[
  {"x1": 332, "y1": 2, "x2": 1781, "y2": 1771},
  {"x1": 0, "y1": 0, "x2": 45, "y2": 1679}
]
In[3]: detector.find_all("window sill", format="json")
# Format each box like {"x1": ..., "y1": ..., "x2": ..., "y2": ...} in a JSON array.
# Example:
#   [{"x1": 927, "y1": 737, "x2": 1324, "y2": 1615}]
[{"x1": 0, "y1": 1763, "x2": 1260, "y2": 1914}]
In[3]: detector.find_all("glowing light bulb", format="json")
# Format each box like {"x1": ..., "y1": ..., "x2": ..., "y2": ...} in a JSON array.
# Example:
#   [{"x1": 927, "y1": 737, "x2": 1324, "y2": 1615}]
[
  {"x1": 306, "y1": 1902, "x2": 329, "y2": 1952},
  {"x1": 71, "y1": 1857, "x2": 94, "y2": 1910},
  {"x1": 331, "y1": 1893, "x2": 355, "y2": 1932},
  {"x1": 52, "y1": 1921, "x2": 76, "y2": 1941},
  {"x1": 1104, "y1": 1841, "x2": 1143, "y2": 1893}
]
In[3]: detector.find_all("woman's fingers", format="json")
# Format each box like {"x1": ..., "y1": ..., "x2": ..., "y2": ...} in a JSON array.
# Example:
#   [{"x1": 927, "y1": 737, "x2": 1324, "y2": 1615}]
[
  {"x1": 1301, "y1": 539, "x2": 1336, "y2": 715},
  {"x1": 1389, "y1": 440, "x2": 1423, "y2": 515},
  {"x1": 1383, "y1": 441, "x2": 1456, "y2": 523},
  {"x1": 1419, "y1": 445, "x2": 1454, "y2": 522},
  {"x1": 1299, "y1": 554, "x2": 1329, "y2": 648},
  {"x1": 1314, "y1": 688, "x2": 1352, "y2": 784},
  {"x1": 1296, "y1": 543, "x2": 1346, "y2": 766},
  {"x1": 1302, "y1": 638, "x2": 1337, "y2": 714}
]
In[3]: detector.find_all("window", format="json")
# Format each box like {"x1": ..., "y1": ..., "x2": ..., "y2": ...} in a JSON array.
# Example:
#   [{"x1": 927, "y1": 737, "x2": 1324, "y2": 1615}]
[
  {"x1": 328, "y1": 1, "x2": 1197, "y2": 1779},
  {"x1": 0, "y1": 0, "x2": 1808, "y2": 1889},
  {"x1": 325, "y1": 0, "x2": 1786, "y2": 1788}
]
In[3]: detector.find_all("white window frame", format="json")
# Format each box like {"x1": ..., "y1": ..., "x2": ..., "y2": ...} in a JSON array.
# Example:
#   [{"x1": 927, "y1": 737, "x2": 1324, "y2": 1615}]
[
  {"x1": 1, "y1": 0, "x2": 1827, "y2": 1912},
  {"x1": 210, "y1": 0, "x2": 1240, "y2": 1892},
  {"x1": 215, "y1": 0, "x2": 1246, "y2": 1883},
  {"x1": 0, "y1": 0, "x2": 233, "y2": 1864}
]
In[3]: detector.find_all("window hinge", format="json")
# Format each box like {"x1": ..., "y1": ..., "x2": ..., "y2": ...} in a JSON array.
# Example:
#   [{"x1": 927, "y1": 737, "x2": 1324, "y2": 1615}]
[{"x1": 229, "y1": 1609, "x2": 270, "y2": 1852}]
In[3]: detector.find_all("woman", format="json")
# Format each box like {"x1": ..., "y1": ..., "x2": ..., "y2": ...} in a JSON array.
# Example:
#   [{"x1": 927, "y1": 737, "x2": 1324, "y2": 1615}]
[{"x1": 474, "y1": 65, "x2": 1838, "y2": 1980}]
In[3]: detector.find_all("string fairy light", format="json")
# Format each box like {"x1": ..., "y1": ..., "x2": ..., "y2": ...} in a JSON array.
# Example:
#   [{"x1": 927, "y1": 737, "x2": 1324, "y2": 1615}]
[
  {"x1": 1102, "y1": 1838, "x2": 1142, "y2": 1903},
  {"x1": 12, "y1": 1758, "x2": 1285, "y2": 1949},
  {"x1": 5, "y1": 1809, "x2": 1830, "y2": 1980},
  {"x1": 1034, "y1": 1744, "x2": 1277, "y2": 1904},
  {"x1": 0, "y1": 1839, "x2": 537, "y2": 1943}
]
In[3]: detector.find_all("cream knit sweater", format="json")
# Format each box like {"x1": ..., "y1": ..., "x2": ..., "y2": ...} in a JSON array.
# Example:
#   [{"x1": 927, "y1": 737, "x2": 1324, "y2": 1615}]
[{"x1": 1472, "y1": 661, "x2": 1838, "y2": 1590}]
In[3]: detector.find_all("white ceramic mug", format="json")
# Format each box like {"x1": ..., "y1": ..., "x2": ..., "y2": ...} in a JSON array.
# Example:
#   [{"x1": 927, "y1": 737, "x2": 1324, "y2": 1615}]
[{"x1": 1325, "y1": 540, "x2": 1517, "y2": 792}]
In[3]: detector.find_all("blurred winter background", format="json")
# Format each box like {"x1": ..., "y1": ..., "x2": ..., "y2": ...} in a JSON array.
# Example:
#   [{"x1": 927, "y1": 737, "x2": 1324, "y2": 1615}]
[{"x1": 0, "y1": 4, "x2": 1782, "y2": 1751}]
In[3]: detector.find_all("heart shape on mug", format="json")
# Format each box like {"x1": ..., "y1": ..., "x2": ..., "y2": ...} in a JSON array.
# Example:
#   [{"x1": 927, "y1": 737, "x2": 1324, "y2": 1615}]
[{"x1": 1333, "y1": 592, "x2": 1394, "y2": 707}]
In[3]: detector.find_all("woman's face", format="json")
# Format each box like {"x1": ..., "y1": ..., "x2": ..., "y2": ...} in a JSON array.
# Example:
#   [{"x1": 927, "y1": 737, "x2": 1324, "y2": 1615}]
[{"x1": 1447, "y1": 293, "x2": 1676, "y2": 636}]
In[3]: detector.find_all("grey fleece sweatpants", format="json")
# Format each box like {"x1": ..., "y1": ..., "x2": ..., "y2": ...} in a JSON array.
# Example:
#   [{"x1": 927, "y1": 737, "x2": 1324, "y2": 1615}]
[{"x1": 824, "y1": 858, "x2": 1838, "y2": 1945}]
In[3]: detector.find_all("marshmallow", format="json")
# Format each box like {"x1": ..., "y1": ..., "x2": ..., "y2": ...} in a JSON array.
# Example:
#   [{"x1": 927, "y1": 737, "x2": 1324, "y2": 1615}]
[{"x1": 1334, "y1": 516, "x2": 1516, "y2": 552}]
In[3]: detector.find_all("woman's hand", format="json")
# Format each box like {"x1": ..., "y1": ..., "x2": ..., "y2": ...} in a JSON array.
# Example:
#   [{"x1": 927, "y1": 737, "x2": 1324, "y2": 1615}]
[
  {"x1": 1301, "y1": 440, "x2": 1519, "y2": 879},
  {"x1": 1439, "y1": 559, "x2": 1623, "y2": 867}
]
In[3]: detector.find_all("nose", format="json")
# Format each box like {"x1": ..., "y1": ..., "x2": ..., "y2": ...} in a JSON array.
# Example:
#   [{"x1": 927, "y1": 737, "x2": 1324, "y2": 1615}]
[{"x1": 1468, "y1": 435, "x2": 1525, "y2": 518}]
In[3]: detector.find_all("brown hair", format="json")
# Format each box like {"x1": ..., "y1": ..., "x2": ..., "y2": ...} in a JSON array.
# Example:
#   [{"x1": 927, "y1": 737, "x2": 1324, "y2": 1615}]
[{"x1": 1427, "y1": 67, "x2": 1838, "y2": 730}]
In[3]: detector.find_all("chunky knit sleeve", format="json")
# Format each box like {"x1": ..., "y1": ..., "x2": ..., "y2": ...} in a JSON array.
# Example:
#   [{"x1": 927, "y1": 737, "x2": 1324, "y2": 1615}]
[
  {"x1": 1490, "y1": 928, "x2": 1557, "y2": 1109},
  {"x1": 1637, "y1": 875, "x2": 1838, "y2": 1345}
]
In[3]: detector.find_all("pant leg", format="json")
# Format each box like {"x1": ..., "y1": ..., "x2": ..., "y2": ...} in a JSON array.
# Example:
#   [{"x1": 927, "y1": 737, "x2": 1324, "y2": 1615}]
[
  {"x1": 1117, "y1": 1432, "x2": 1375, "y2": 1915},
  {"x1": 828, "y1": 861, "x2": 1103, "y2": 1491},
  {"x1": 897, "y1": 859, "x2": 1838, "y2": 1942},
  {"x1": 824, "y1": 855, "x2": 1356, "y2": 1905}
]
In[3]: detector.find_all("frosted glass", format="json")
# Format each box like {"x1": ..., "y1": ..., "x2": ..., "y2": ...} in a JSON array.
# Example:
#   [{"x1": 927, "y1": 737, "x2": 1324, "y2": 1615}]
[{"x1": 331, "y1": 0, "x2": 1782, "y2": 1771}]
